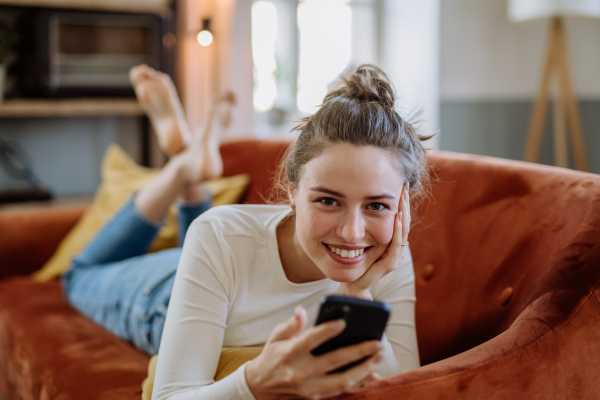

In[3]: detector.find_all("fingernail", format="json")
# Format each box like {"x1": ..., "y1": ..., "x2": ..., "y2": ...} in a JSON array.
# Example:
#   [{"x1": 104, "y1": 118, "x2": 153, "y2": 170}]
[
  {"x1": 374, "y1": 351, "x2": 385, "y2": 363},
  {"x1": 371, "y1": 343, "x2": 383, "y2": 352},
  {"x1": 399, "y1": 211, "x2": 402, "y2": 220},
  {"x1": 333, "y1": 319, "x2": 347, "y2": 330}
]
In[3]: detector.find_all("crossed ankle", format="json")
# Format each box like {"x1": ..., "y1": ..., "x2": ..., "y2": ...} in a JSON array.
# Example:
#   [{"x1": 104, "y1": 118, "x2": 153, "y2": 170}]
[{"x1": 180, "y1": 183, "x2": 210, "y2": 204}]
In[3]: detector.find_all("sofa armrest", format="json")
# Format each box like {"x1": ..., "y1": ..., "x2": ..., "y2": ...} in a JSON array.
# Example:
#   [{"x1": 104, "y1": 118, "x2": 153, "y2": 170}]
[{"x1": 0, "y1": 206, "x2": 86, "y2": 279}]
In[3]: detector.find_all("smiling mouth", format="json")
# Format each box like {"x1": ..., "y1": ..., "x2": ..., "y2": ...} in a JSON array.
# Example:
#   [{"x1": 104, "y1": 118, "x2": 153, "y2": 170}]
[{"x1": 326, "y1": 244, "x2": 370, "y2": 259}]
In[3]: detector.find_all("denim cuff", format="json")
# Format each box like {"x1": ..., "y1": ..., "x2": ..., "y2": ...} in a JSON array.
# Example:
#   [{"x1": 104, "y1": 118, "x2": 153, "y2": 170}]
[{"x1": 129, "y1": 194, "x2": 165, "y2": 230}]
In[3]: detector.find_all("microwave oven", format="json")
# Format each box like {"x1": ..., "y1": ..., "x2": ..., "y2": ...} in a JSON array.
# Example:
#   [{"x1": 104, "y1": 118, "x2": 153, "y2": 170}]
[{"x1": 18, "y1": 9, "x2": 173, "y2": 97}]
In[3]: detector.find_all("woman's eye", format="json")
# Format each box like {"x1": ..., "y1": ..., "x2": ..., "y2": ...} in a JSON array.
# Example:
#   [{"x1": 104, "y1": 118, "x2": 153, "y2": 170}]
[
  {"x1": 320, "y1": 198, "x2": 338, "y2": 206},
  {"x1": 368, "y1": 203, "x2": 388, "y2": 211}
]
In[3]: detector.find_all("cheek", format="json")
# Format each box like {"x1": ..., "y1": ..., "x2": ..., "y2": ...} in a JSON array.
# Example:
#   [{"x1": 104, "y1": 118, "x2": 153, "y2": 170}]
[
  {"x1": 369, "y1": 216, "x2": 395, "y2": 247},
  {"x1": 297, "y1": 211, "x2": 334, "y2": 246}
]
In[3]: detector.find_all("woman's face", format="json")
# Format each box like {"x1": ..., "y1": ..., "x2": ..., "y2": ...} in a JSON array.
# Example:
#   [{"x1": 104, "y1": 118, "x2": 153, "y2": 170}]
[{"x1": 290, "y1": 143, "x2": 405, "y2": 283}]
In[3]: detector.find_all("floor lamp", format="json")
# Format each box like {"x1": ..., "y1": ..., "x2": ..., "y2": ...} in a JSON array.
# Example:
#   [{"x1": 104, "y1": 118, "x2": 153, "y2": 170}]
[{"x1": 508, "y1": 0, "x2": 600, "y2": 171}]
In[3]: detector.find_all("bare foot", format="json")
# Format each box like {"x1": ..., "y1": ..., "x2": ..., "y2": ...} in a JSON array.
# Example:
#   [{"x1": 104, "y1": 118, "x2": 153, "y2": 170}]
[
  {"x1": 173, "y1": 90, "x2": 236, "y2": 188},
  {"x1": 130, "y1": 64, "x2": 191, "y2": 157},
  {"x1": 215, "y1": 91, "x2": 237, "y2": 129},
  {"x1": 175, "y1": 130, "x2": 221, "y2": 185},
  {"x1": 192, "y1": 90, "x2": 236, "y2": 180}
]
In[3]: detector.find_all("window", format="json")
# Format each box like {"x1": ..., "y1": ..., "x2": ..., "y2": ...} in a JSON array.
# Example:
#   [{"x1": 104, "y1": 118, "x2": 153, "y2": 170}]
[{"x1": 251, "y1": 0, "x2": 378, "y2": 136}]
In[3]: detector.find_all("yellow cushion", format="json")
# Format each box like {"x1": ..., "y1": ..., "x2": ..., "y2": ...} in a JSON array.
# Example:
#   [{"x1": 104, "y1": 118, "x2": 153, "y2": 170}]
[
  {"x1": 33, "y1": 144, "x2": 250, "y2": 282},
  {"x1": 141, "y1": 347, "x2": 263, "y2": 400}
]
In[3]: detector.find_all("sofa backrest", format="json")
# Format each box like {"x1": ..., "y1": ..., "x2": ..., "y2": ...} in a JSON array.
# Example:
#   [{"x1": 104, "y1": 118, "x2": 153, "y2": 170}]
[
  {"x1": 220, "y1": 140, "x2": 600, "y2": 366},
  {"x1": 410, "y1": 150, "x2": 600, "y2": 365},
  {"x1": 220, "y1": 139, "x2": 292, "y2": 205}
]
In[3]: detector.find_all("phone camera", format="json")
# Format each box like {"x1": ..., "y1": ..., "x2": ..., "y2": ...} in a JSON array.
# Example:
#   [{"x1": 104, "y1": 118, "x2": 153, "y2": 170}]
[{"x1": 322, "y1": 304, "x2": 352, "y2": 323}]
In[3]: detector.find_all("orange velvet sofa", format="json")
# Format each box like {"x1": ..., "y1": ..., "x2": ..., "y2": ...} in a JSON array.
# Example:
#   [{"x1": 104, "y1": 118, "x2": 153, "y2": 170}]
[{"x1": 1, "y1": 139, "x2": 599, "y2": 400}]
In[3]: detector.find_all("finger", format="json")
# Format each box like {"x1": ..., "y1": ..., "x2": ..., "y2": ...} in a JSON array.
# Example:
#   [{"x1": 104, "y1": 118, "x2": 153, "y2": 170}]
[
  {"x1": 352, "y1": 211, "x2": 404, "y2": 291},
  {"x1": 358, "y1": 372, "x2": 381, "y2": 387},
  {"x1": 294, "y1": 319, "x2": 346, "y2": 352},
  {"x1": 353, "y1": 372, "x2": 381, "y2": 389},
  {"x1": 381, "y1": 210, "x2": 405, "y2": 265},
  {"x1": 338, "y1": 350, "x2": 384, "y2": 390},
  {"x1": 401, "y1": 186, "x2": 411, "y2": 244},
  {"x1": 268, "y1": 305, "x2": 307, "y2": 343},
  {"x1": 398, "y1": 183, "x2": 405, "y2": 212},
  {"x1": 311, "y1": 351, "x2": 384, "y2": 398},
  {"x1": 315, "y1": 340, "x2": 382, "y2": 375}
]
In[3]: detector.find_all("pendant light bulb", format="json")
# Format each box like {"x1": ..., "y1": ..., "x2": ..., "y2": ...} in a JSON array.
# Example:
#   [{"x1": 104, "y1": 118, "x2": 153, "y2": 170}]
[{"x1": 197, "y1": 18, "x2": 213, "y2": 46}]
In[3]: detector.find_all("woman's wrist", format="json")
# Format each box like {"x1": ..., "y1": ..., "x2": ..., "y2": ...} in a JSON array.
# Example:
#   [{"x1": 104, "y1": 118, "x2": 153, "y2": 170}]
[
  {"x1": 339, "y1": 284, "x2": 372, "y2": 300},
  {"x1": 244, "y1": 359, "x2": 265, "y2": 400}
]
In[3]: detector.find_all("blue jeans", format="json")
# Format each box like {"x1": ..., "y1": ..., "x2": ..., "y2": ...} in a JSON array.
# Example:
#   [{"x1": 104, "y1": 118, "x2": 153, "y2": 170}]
[{"x1": 61, "y1": 194, "x2": 211, "y2": 356}]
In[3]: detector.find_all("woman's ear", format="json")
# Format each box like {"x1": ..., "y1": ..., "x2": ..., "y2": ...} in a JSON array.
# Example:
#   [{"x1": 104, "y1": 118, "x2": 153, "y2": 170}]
[{"x1": 287, "y1": 183, "x2": 296, "y2": 207}]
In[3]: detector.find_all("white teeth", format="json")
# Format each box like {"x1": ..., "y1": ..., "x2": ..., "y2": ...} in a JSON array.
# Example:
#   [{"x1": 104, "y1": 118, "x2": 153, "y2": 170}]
[{"x1": 328, "y1": 246, "x2": 366, "y2": 259}]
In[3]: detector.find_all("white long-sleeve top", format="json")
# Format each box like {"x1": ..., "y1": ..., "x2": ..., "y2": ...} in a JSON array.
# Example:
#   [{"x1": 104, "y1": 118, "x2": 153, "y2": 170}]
[{"x1": 151, "y1": 205, "x2": 419, "y2": 400}]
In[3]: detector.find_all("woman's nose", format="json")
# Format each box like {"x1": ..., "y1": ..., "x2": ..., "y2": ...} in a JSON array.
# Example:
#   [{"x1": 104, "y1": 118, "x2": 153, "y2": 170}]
[{"x1": 338, "y1": 209, "x2": 365, "y2": 243}]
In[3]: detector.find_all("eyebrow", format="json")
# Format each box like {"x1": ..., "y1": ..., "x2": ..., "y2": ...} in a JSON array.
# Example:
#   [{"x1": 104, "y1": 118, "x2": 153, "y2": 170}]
[{"x1": 309, "y1": 186, "x2": 397, "y2": 201}]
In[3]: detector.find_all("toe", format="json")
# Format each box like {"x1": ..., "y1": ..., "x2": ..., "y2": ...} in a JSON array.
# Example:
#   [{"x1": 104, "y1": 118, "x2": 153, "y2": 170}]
[
  {"x1": 130, "y1": 64, "x2": 147, "y2": 85},
  {"x1": 130, "y1": 64, "x2": 158, "y2": 86}
]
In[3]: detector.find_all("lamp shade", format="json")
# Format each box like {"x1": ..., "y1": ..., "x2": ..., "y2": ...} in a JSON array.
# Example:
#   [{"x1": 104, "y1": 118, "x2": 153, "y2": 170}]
[{"x1": 508, "y1": 0, "x2": 600, "y2": 22}]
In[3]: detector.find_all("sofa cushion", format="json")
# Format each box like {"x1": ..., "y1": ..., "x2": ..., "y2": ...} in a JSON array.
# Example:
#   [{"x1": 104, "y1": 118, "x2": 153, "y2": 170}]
[{"x1": 0, "y1": 277, "x2": 149, "y2": 400}]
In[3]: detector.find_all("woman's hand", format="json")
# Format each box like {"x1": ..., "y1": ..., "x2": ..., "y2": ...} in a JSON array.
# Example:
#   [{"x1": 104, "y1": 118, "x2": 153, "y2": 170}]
[
  {"x1": 245, "y1": 306, "x2": 384, "y2": 400},
  {"x1": 339, "y1": 184, "x2": 411, "y2": 300}
]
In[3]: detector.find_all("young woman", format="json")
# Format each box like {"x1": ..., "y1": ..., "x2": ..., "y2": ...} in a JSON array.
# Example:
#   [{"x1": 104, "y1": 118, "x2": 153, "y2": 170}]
[{"x1": 62, "y1": 64, "x2": 430, "y2": 400}]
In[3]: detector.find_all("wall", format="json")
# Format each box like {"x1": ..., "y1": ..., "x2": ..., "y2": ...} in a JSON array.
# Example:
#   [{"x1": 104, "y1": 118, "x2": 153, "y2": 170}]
[
  {"x1": 439, "y1": 0, "x2": 600, "y2": 173},
  {"x1": 177, "y1": 0, "x2": 254, "y2": 140},
  {"x1": 0, "y1": 117, "x2": 141, "y2": 197},
  {"x1": 379, "y1": 0, "x2": 441, "y2": 148}
]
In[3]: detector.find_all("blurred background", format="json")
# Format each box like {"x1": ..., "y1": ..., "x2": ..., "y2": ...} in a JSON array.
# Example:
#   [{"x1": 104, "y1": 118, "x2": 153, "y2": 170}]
[{"x1": 0, "y1": 0, "x2": 598, "y2": 201}]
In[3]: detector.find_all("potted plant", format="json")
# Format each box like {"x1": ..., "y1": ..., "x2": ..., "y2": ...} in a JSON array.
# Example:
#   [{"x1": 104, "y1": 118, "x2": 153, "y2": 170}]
[{"x1": 0, "y1": 20, "x2": 17, "y2": 102}]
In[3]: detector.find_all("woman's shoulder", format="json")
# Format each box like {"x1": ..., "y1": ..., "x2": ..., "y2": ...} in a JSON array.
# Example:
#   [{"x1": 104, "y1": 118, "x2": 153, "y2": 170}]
[
  {"x1": 196, "y1": 204, "x2": 290, "y2": 221},
  {"x1": 189, "y1": 204, "x2": 290, "y2": 237}
]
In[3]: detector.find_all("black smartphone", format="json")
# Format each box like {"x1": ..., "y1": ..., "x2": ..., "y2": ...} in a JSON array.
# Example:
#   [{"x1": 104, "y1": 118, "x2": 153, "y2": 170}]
[{"x1": 311, "y1": 295, "x2": 391, "y2": 373}]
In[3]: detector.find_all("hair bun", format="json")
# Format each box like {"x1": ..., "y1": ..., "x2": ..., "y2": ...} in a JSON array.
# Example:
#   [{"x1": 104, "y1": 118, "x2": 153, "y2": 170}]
[{"x1": 340, "y1": 65, "x2": 395, "y2": 109}]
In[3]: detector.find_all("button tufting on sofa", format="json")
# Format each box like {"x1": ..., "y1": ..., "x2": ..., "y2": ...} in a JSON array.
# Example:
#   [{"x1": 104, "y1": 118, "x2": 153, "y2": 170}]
[
  {"x1": 500, "y1": 287, "x2": 514, "y2": 305},
  {"x1": 421, "y1": 263, "x2": 435, "y2": 281}
]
